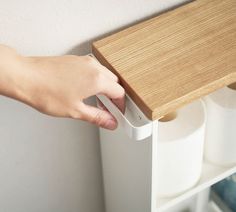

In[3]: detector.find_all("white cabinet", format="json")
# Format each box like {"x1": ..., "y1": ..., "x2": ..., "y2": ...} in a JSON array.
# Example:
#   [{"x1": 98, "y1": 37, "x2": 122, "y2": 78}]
[
  {"x1": 92, "y1": 0, "x2": 236, "y2": 210},
  {"x1": 98, "y1": 95, "x2": 236, "y2": 212}
]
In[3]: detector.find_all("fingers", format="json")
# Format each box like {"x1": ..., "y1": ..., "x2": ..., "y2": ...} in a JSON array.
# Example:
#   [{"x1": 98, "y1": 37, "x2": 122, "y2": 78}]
[
  {"x1": 90, "y1": 57, "x2": 126, "y2": 113},
  {"x1": 79, "y1": 102, "x2": 117, "y2": 130},
  {"x1": 90, "y1": 56, "x2": 118, "y2": 82},
  {"x1": 99, "y1": 66, "x2": 118, "y2": 82},
  {"x1": 88, "y1": 55, "x2": 126, "y2": 114},
  {"x1": 99, "y1": 79, "x2": 126, "y2": 113},
  {"x1": 112, "y1": 97, "x2": 126, "y2": 114}
]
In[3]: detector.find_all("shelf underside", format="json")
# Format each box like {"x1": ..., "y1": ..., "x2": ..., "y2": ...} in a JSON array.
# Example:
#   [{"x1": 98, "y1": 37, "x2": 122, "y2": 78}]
[{"x1": 156, "y1": 161, "x2": 236, "y2": 212}]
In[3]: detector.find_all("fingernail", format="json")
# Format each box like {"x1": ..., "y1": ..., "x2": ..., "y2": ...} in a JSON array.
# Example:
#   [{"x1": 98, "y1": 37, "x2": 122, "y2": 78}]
[{"x1": 104, "y1": 119, "x2": 117, "y2": 130}]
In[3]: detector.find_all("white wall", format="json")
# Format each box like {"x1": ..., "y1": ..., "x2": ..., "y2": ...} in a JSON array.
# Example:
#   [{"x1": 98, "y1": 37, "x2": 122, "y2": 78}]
[{"x1": 0, "y1": 0, "x2": 188, "y2": 211}]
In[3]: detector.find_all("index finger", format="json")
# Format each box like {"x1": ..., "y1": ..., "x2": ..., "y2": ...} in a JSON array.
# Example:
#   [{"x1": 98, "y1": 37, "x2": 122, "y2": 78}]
[{"x1": 99, "y1": 79, "x2": 126, "y2": 114}]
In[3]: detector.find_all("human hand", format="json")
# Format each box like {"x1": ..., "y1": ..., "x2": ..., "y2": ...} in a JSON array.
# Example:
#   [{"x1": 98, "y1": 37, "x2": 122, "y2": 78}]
[{"x1": 0, "y1": 46, "x2": 125, "y2": 130}]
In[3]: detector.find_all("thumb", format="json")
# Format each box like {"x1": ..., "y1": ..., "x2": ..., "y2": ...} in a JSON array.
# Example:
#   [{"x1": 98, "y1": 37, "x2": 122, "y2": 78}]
[{"x1": 79, "y1": 103, "x2": 117, "y2": 130}]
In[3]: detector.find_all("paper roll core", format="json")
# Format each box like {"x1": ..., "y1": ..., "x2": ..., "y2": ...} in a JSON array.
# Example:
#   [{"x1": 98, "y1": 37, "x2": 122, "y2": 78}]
[
  {"x1": 159, "y1": 112, "x2": 177, "y2": 122},
  {"x1": 228, "y1": 82, "x2": 236, "y2": 90}
]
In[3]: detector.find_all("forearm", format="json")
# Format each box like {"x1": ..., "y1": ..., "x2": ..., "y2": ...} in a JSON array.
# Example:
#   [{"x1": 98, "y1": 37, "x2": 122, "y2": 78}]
[
  {"x1": 0, "y1": 45, "x2": 34, "y2": 104},
  {"x1": 0, "y1": 45, "x2": 24, "y2": 97}
]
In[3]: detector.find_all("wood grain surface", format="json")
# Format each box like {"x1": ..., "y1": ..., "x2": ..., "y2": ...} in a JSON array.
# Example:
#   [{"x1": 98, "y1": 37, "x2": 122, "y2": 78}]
[{"x1": 92, "y1": 0, "x2": 236, "y2": 120}]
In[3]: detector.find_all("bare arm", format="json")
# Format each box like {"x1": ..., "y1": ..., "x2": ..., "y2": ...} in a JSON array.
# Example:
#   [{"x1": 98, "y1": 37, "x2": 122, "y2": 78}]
[{"x1": 0, "y1": 44, "x2": 125, "y2": 130}]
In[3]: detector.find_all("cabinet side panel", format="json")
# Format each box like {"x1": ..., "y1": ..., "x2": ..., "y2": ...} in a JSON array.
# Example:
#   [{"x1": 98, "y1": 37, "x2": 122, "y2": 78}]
[{"x1": 100, "y1": 126, "x2": 152, "y2": 212}]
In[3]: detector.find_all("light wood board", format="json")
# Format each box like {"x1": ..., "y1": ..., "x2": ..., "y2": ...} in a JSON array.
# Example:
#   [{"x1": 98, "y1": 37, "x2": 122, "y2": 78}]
[{"x1": 92, "y1": 0, "x2": 236, "y2": 120}]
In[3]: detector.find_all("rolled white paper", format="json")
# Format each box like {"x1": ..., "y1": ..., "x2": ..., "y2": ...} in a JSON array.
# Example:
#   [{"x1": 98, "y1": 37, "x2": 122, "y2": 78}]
[
  {"x1": 156, "y1": 100, "x2": 206, "y2": 197},
  {"x1": 204, "y1": 86, "x2": 236, "y2": 166}
]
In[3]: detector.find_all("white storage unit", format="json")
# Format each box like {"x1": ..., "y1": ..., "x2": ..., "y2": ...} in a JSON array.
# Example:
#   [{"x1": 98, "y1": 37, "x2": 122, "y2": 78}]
[
  {"x1": 98, "y1": 95, "x2": 236, "y2": 212},
  {"x1": 92, "y1": 0, "x2": 236, "y2": 211}
]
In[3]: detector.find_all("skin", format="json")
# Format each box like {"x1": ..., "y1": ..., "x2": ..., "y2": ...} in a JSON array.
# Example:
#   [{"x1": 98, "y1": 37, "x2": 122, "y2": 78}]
[{"x1": 0, "y1": 44, "x2": 125, "y2": 130}]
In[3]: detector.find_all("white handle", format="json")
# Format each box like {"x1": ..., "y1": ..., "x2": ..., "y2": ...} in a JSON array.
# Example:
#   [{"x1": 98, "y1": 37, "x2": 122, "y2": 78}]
[{"x1": 97, "y1": 94, "x2": 152, "y2": 141}]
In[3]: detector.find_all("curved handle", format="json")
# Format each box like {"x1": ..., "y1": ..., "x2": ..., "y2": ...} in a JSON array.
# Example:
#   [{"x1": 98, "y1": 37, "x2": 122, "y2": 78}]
[{"x1": 97, "y1": 94, "x2": 152, "y2": 141}]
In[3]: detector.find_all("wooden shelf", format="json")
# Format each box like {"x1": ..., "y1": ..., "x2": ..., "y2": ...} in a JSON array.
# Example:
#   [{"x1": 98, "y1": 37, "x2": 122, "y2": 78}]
[
  {"x1": 92, "y1": 0, "x2": 236, "y2": 120},
  {"x1": 156, "y1": 162, "x2": 236, "y2": 212}
]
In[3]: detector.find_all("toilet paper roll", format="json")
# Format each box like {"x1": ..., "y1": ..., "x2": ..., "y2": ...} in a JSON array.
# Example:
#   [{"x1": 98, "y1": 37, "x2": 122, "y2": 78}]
[
  {"x1": 204, "y1": 85, "x2": 236, "y2": 166},
  {"x1": 156, "y1": 100, "x2": 206, "y2": 198}
]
